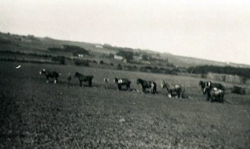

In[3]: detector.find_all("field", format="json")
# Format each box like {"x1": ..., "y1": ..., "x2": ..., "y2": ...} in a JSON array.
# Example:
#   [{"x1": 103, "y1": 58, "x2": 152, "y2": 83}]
[{"x1": 0, "y1": 61, "x2": 250, "y2": 149}]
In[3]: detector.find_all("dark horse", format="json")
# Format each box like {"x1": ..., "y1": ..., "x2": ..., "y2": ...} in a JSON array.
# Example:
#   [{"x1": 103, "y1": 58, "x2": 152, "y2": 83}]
[
  {"x1": 39, "y1": 69, "x2": 60, "y2": 84},
  {"x1": 161, "y1": 81, "x2": 185, "y2": 98},
  {"x1": 199, "y1": 80, "x2": 225, "y2": 94},
  {"x1": 114, "y1": 77, "x2": 131, "y2": 90},
  {"x1": 136, "y1": 78, "x2": 157, "y2": 94},
  {"x1": 74, "y1": 72, "x2": 94, "y2": 87},
  {"x1": 199, "y1": 80, "x2": 225, "y2": 102}
]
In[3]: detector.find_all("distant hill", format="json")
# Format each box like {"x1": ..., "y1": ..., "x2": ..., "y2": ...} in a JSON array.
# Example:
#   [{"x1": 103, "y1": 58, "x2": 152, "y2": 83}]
[
  {"x1": 160, "y1": 54, "x2": 250, "y2": 68},
  {"x1": 0, "y1": 31, "x2": 249, "y2": 68}
]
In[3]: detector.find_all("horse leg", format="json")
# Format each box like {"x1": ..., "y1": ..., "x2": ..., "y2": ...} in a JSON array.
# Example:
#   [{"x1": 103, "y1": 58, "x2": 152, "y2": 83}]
[
  {"x1": 208, "y1": 93, "x2": 213, "y2": 102},
  {"x1": 206, "y1": 93, "x2": 210, "y2": 101},
  {"x1": 178, "y1": 90, "x2": 181, "y2": 98},
  {"x1": 118, "y1": 84, "x2": 121, "y2": 90},
  {"x1": 54, "y1": 79, "x2": 57, "y2": 84},
  {"x1": 89, "y1": 80, "x2": 92, "y2": 87},
  {"x1": 142, "y1": 86, "x2": 145, "y2": 93},
  {"x1": 126, "y1": 83, "x2": 130, "y2": 90},
  {"x1": 153, "y1": 88, "x2": 156, "y2": 94},
  {"x1": 220, "y1": 94, "x2": 224, "y2": 103},
  {"x1": 80, "y1": 81, "x2": 82, "y2": 87}
]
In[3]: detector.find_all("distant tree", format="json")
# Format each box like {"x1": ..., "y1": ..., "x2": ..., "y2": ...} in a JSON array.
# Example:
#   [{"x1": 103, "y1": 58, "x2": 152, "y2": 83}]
[
  {"x1": 74, "y1": 59, "x2": 89, "y2": 67},
  {"x1": 92, "y1": 60, "x2": 97, "y2": 63},
  {"x1": 116, "y1": 50, "x2": 134, "y2": 61},
  {"x1": 187, "y1": 65, "x2": 250, "y2": 79},
  {"x1": 48, "y1": 47, "x2": 62, "y2": 52},
  {"x1": 63, "y1": 45, "x2": 89, "y2": 55},
  {"x1": 99, "y1": 60, "x2": 104, "y2": 64},
  {"x1": 117, "y1": 64, "x2": 123, "y2": 70},
  {"x1": 109, "y1": 53, "x2": 114, "y2": 59},
  {"x1": 52, "y1": 56, "x2": 65, "y2": 65},
  {"x1": 141, "y1": 54, "x2": 151, "y2": 61}
]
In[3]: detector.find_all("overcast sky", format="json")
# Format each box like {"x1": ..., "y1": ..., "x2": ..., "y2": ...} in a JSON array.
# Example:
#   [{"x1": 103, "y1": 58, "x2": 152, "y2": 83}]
[{"x1": 1, "y1": 0, "x2": 250, "y2": 65}]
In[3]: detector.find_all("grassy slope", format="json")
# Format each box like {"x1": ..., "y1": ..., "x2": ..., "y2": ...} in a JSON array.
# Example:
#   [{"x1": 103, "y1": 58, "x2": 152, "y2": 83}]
[
  {"x1": 0, "y1": 62, "x2": 249, "y2": 148},
  {"x1": 1, "y1": 32, "x2": 249, "y2": 68}
]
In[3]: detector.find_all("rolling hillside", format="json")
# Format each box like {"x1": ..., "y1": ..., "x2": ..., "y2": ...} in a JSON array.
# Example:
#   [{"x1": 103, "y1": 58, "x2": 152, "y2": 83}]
[{"x1": 0, "y1": 31, "x2": 249, "y2": 68}]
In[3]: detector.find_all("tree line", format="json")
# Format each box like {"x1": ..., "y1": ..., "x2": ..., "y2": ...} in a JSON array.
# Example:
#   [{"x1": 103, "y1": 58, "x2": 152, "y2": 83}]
[{"x1": 188, "y1": 65, "x2": 250, "y2": 79}]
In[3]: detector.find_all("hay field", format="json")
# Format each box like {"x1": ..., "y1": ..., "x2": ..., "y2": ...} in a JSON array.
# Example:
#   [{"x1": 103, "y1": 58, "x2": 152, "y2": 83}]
[{"x1": 0, "y1": 62, "x2": 250, "y2": 148}]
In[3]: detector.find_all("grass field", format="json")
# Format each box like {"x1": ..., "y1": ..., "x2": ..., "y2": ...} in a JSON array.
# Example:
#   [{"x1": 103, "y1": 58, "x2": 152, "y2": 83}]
[{"x1": 0, "y1": 61, "x2": 250, "y2": 148}]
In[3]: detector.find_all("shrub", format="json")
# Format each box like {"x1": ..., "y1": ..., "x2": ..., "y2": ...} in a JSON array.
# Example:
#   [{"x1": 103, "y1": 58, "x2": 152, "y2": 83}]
[
  {"x1": 117, "y1": 64, "x2": 122, "y2": 70},
  {"x1": 126, "y1": 65, "x2": 137, "y2": 71},
  {"x1": 52, "y1": 56, "x2": 65, "y2": 65},
  {"x1": 74, "y1": 59, "x2": 89, "y2": 67},
  {"x1": 92, "y1": 60, "x2": 98, "y2": 63},
  {"x1": 99, "y1": 60, "x2": 104, "y2": 64}
]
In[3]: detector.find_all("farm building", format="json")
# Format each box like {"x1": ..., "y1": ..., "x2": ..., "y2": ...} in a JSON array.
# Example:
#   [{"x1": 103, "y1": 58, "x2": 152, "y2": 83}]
[
  {"x1": 114, "y1": 55, "x2": 123, "y2": 60},
  {"x1": 78, "y1": 54, "x2": 84, "y2": 58},
  {"x1": 133, "y1": 55, "x2": 143, "y2": 62},
  {"x1": 95, "y1": 44, "x2": 103, "y2": 48}
]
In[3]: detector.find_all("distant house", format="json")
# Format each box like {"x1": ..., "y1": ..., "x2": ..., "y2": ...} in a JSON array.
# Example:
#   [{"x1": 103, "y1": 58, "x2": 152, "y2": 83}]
[
  {"x1": 123, "y1": 59, "x2": 127, "y2": 63},
  {"x1": 95, "y1": 44, "x2": 103, "y2": 48},
  {"x1": 78, "y1": 54, "x2": 84, "y2": 58},
  {"x1": 140, "y1": 60, "x2": 151, "y2": 65},
  {"x1": 114, "y1": 55, "x2": 123, "y2": 60},
  {"x1": 133, "y1": 55, "x2": 142, "y2": 62}
]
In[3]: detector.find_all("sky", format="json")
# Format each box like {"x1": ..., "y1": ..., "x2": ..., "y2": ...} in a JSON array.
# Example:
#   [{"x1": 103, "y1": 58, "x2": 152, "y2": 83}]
[{"x1": 1, "y1": 0, "x2": 250, "y2": 65}]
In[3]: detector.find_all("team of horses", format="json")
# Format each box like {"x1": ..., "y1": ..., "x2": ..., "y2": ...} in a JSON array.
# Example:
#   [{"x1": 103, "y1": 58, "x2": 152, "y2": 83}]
[
  {"x1": 199, "y1": 80, "x2": 225, "y2": 103},
  {"x1": 39, "y1": 69, "x2": 226, "y2": 102}
]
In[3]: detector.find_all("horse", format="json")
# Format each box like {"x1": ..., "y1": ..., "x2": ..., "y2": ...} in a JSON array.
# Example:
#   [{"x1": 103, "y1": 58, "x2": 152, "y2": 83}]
[
  {"x1": 74, "y1": 72, "x2": 94, "y2": 87},
  {"x1": 161, "y1": 81, "x2": 185, "y2": 98},
  {"x1": 136, "y1": 78, "x2": 157, "y2": 94},
  {"x1": 39, "y1": 69, "x2": 60, "y2": 84},
  {"x1": 205, "y1": 87, "x2": 224, "y2": 103},
  {"x1": 114, "y1": 77, "x2": 131, "y2": 90},
  {"x1": 199, "y1": 80, "x2": 225, "y2": 95},
  {"x1": 200, "y1": 80, "x2": 225, "y2": 102},
  {"x1": 199, "y1": 80, "x2": 207, "y2": 95}
]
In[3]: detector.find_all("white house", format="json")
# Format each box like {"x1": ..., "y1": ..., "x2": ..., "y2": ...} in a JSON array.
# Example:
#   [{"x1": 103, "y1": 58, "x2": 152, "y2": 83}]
[
  {"x1": 78, "y1": 54, "x2": 84, "y2": 57},
  {"x1": 95, "y1": 44, "x2": 103, "y2": 48},
  {"x1": 133, "y1": 55, "x2": 142, "y2": 62},
  {"x1": 114, "y1": 55, "x2": 123, "y2": 60}
]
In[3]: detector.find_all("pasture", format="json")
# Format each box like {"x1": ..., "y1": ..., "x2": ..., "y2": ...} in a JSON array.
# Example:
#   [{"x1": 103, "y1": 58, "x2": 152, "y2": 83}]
[{"x1": 0, "y1": 62, "x2": 250, "y2": 148}]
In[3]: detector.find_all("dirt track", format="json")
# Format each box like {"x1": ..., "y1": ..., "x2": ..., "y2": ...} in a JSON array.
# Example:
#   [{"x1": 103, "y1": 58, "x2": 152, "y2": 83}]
[{"x1": 1, "y1": 62, "x2": 250, "y2": 148}]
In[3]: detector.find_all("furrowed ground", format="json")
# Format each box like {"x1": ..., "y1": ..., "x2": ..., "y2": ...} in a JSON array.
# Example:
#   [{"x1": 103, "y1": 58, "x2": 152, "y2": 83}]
[{"x1": 0, "y1": 62, "x2": 250, "y2": 149}]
